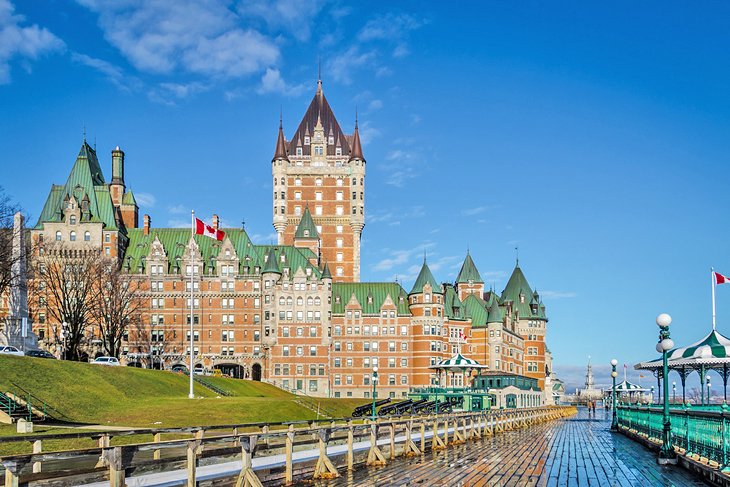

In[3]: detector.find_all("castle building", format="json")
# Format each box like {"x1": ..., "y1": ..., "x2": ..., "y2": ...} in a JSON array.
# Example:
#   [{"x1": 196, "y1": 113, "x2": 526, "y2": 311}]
[{"x1": 25, "y1": 79, "x2": 556, "y2": 403}]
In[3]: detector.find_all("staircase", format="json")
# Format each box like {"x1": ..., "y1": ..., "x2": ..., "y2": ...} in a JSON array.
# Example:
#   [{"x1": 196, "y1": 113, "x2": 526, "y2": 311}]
[
  {"x1": 193, "y1": 376, "x2": 232, "y2": 396},
  {"x1": 0, "y1": 392, "x2": 31, "y2": 422}
]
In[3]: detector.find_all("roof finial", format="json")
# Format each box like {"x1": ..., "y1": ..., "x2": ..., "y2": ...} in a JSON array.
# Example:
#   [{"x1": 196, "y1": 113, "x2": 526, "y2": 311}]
[
  {"x1": 515, "y1": 246, "x2": 519, "y2": 266},
  {"x1": 423, "y1": 249, "x2": 427, "y2": 264},
  {"x1": 355, "y1": 106, "x2": 358, "y2": 129},
  {"x1": 279, "y1": 106, "x2": 283, "y2": 129},
  {"x1": 316, "y1": 59, "x2": 322, "y2": 94},
  {"x1": 241, "y1": 218, "x2": 246, "y2": 230},
  {"x1": 83, "y1": 124, "x2": 86, "y2": 143}
]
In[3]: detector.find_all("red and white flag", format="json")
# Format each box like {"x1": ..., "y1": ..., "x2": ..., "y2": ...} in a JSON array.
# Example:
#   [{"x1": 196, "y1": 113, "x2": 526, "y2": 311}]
[
  {"x1": 715, "y1": 271, "x2": 730, "y2": 285},
  {"x1": 194, "y1": 218, "x2": 225, "y2": 241},
  {"x1": 458, "y1": 330, "x2": 467, "y2": 343}
]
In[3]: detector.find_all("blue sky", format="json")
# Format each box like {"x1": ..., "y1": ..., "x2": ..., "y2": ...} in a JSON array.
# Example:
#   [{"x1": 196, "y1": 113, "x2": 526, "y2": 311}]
[{"x1": 2, "y1": 1, "x2": 730, "y2": 391}]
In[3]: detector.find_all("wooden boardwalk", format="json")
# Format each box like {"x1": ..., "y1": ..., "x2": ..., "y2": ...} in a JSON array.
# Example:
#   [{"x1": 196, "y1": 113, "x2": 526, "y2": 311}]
[{"x1": 305, "y1": 408, "x2": 708, "y2": 487}]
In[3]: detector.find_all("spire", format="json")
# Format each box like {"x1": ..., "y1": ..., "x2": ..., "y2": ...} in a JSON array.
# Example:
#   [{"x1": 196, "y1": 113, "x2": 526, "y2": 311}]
[
  {"x1": 294, "y1": 205, "x2": 319, "y2": 239},
  {"x1": 316, "y1": 61, "x2": 322, "y2": 96},
  {"x1": 410, "y1": 260, "x2": 440, "y2": 295},
  {"x1": 349, "y1": 112, "x2": 364, "y2": 162},
  {"x1": 456, "y1": 250, "x2": 483, "y2": 284},
  {"x1": 321, "y1": 262, "x2": 332, "y2": 280},
  {"x1": 273, "y1": 115, "x2": 288, "y2": 161},
  {"x1": 487, "y1": 301, "x2": 502, "y2": 324},
  {"x1": 501, "y1": 263, "x2": 533, "y2": 302},
  {"x1": 262, "y1": 248, "x2": 282, "y2": 274}
]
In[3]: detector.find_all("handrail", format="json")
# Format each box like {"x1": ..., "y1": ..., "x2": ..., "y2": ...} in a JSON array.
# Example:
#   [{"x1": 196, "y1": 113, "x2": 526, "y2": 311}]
[
  {"x1": 8, "y1": 381, "x2": 68, "y2": 421},
  {"x1": 0, "y1": 406, "x2": 576, "y2": 486}
]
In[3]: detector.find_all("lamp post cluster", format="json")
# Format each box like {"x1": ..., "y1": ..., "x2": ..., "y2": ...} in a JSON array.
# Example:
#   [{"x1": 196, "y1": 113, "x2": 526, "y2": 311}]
[{"x1": 656, "y1": 313, "x2": 677, "y2": 465}]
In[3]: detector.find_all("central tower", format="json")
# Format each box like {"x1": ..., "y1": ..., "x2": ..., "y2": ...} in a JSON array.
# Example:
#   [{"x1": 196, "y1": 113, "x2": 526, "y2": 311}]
[{"x1": 272, "y1": 79, "x2": 365, "y2": 282}]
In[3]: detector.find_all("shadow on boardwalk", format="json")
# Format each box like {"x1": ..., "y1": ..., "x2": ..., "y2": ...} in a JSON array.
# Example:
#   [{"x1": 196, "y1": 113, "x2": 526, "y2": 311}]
[{"x1": 305, "y1": 408, "x2": 708, "y2": 486}]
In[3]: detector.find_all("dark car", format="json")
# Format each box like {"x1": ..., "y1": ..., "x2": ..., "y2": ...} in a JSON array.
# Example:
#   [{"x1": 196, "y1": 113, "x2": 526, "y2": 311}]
[{"x1": 25, "y1": 349, "x2": 56, "y2": 359}]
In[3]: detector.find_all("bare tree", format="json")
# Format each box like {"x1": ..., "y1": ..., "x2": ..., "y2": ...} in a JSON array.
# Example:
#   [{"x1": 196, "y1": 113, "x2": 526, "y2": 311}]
[
  {"x1": 90, "y1": 259, "x2": 145, "y2": 358},
  {"x1": 30, "y1": 243, "x2": 101, "y2": 360},
  {"x1": 0, "y1": 186, "x2": 22, "y2": 299}
]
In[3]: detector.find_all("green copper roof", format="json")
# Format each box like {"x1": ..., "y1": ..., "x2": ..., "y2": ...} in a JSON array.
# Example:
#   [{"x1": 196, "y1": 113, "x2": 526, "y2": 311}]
[
  {"x1": 294, "y1": 206, "x2": 319, "y2": 239},
  {"x1": 443, "y1": 284, "x2": 464, "y2": 320},
  {"x1": 332, "y1": 282, "x2": 410, "y2": 315},
  {"x1": 409, "y1": 260, "x2": 441, "y2": 294},
  {"x1": 461, "y1": 294, "x2": 489, "y2": 327},
  {"x1": 501, "y1": 265, "x2": 533, "y2": 302},
  {"x1": 263, "y1": 247, "x2": 282, "y2": 274},
  {"x1": 487, "y1": 302, "x2": 503, "y2": 324},
  {"x1": 35, "y1": 141, "x2": 118, "y2": 232},
  {"x1": 321, "y1": 262, "x2": 332, "y2": 279},
  {"x1": 456, "y1": 251, "x2": 483, "y2": 284},
  {"x1": 122, "y1": 190, "x2": 137, "y2": 206}
]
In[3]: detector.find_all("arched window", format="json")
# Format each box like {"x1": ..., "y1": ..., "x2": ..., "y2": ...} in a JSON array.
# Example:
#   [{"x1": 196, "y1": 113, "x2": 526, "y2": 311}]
[
  {"x1": 274, "y1": 177, "x2": 277, "y2": 186},
  {"x1": 296, "y1": 297, "x2": 303, "y2": 306},
  {"x1": 307, "y1": 297, "x2": 313, "y2": 306},
  {"x1": 287, "y1": 297, "x2": 293, "y2": 306},
  {"x1": 84, "y1": 231, "x2": 90, "y2": 241},
  {"x1": 279, "y1": 297, "x2": 285, "y2": 306},
  {"x1": 314, "y1": 297, "x2": 321, "y2": 306},
  {"x1": 280, "y1": 177, "x2": 285, "y2": 185},
  {"x1": 70, "y1": 216, "x2": 76, "y2": 224},
  {"x1": 70, "y1": 231, "x2": 76, "y2": 242},
  {"x1": 55, "y1": 231, "x2": 62, "y2": 241}
]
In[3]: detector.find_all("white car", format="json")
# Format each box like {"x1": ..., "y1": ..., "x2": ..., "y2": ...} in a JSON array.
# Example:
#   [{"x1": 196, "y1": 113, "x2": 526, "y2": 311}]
[
  {"x1": 92, "y1": 356, "x2": 120, "y2": 366},
  {"x1": 0, "y1": 346, "x2": 24, "y2": 356}
]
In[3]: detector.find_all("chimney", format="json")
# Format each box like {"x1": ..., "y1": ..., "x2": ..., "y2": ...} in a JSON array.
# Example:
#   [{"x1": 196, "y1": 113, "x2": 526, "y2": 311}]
[
  {"x1": 212, "y1": 214, "x2": 219, "y2": 230},
  {"x1": 111, "y1": 146, "x2": 125, "y2": 185},
  {"x1": 143, "y1": 214, "x2": 151, "y2": 235}
]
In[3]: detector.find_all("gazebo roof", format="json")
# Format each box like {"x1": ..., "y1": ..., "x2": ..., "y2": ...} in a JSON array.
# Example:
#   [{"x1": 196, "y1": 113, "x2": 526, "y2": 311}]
[
  {"x1": 610, "y1": 380, "x2": 649, "y2": 392},
  {"x1": 429, "y1": 353, "x2": 488, "y2": 371},
  {"x1": 636, "y1": 329, "x2": 730, "y2": 370}
]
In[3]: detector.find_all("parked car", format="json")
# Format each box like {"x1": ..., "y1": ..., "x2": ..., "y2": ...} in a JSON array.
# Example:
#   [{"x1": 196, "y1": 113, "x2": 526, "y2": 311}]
[
  {"x1": 0, "y1": 346, "x2": 25, "y2": 356},
  {"x1": 92, "y1": 356, "x2": 120, "y2": 366},
  {"x1": 25, "y1": 349, "x2": 56, "y2": 359}
]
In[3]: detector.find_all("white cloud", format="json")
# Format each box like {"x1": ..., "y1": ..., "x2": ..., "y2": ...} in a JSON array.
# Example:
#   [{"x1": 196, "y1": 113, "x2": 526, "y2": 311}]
[
  {"x1": 257, "y1": 67, "x2": 306, "y2": 97},
  {"x1": 134, "y1": 192, "x2": 156, "y2": 208},
  {"x1": 357, "y1": 13, "x2": 425, "y2": 43},
  {"x1": 461, "y1": 205, "x2": 499, "y2": 217},
  {"x1": 168, "y1": 204, "x2": 187, "y2": 214},
  {"x1": 357, "y1": 120, "x2": 380, "y2": 146},
  {"x1": 0, "y1": 0, "x2": 64, "y2": 84},
  {"x1": 71, "y1": 52, "x2": 141, "y2": 91},
  {"x1": 167, "y1": 218, "x2": 190, "y2": 228},
  {"x1": 327, "y1": 45, "x2": 377, "y2": 85},
  {"x1": 539, "y1": 290, "x2": 578, "y2": 299},
  {"x1": 148, "y1": 82, "x2": 208, "y2": 104},
  {"x1": 367, "y1": 99, "x2": 383, "y2": 111},
  {"x1": 250, "y1": 232, "x2": 277, "y2": 243},
  {"x1": 373, "y1": 242, "x2": 436, "y2": 272},
  {"x1": 237, "y1": 0, "x2": 325, "y2": 42},
  {"x1": 78, "y1": 0, "x2": 279, "y2": 78}
]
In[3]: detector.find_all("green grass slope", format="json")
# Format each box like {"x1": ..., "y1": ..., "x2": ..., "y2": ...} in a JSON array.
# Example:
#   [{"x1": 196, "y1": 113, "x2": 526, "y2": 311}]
[{"x1": 0, "y1": 356, "x2": 361, "y2": 428}]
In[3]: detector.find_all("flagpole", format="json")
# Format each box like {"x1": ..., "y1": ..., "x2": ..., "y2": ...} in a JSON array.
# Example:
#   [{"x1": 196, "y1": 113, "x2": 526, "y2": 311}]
[
  {"x1": 710, "y1": 267, "x2": 715, "y2": 331},
  {"x1": 189, "y1": 210, "x2": 195, "y2": 399}
]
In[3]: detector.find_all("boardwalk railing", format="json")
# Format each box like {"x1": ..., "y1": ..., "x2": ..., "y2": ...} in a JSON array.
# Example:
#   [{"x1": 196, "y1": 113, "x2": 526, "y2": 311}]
[
  {"x1": 617, "y1": 404, "x2": 730, "y2": 468},
  {"x1": 0, "y1": 406, "x2": 575, "y2": 487}
]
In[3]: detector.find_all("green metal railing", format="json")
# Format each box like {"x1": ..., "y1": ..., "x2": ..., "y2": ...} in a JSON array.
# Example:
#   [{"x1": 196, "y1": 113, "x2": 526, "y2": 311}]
[{"x1": 617, "y1": 404, "x2": 730, "y2": 467}]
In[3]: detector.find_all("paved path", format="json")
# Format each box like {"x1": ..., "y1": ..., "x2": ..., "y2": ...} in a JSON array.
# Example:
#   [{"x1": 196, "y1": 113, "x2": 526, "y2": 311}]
[{"x1": 306, "y1": 408, "x2": 708, "y2": 487}]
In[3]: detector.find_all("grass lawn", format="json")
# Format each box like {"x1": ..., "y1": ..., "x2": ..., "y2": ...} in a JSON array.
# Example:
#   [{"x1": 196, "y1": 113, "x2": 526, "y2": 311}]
[{"x1": 0, "y1": 355, "x2": 368, "y2": 456}]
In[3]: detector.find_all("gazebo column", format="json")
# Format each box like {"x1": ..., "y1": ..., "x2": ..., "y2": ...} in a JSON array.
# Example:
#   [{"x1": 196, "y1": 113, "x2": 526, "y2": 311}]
[
  {"x1": 656, "y1": 371, "x2": 661, "y2": 405},
  {"x1": 680, "y1": 367, "x2": 687, "y2": 404},
  {"x1": 723, "y1": 364, "x2": 729, "y2": 403},
  {"x1": 700, "y1": 365, "x2": 706, "y2": 406}
]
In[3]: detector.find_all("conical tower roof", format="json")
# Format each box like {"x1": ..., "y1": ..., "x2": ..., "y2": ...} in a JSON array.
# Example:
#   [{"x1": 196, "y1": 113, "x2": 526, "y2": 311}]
[
  {"x1": 294, "y1": 206, "x2": 319, "y2": 239},
  {"x1": 487, "y1": 301, "x2": 503, "y2": 324},
  {"x1": 349, "y1": 117, "x2": 364, "y2": 161},
  {"x1": 410, "y1": 259, "x2": 441, "y2": 294},
  {"x1": 272, "y1": 116, "x2": 289, "y2": 161},
  {"x1": 321, "y1": 262, "x2": 332, "y2": 279},
  {"x1": 456, "y1": 251, "x2": 483, "y2": 284},
  {"x1": 501, "y1": 264, "x2": 533, "y2": 302},
  {"x1": 289, "y1": 81, "x2": 351, "y2": 157},
  {"x1": 262, "y1": 248, "x2": 281, "y2": 274}
]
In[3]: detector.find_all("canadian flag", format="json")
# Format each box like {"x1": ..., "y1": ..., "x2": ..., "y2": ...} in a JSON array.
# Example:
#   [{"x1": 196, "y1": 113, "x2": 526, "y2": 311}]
[
  {"x1": 194, "y1": 218, "x2": 225, "y2": 241},
  {"x1": 458, "y1": 330, "x2": 467, "y2": 343},
  {"x1": 715, "y1": 272, "x2": 730, "y2": 285}
]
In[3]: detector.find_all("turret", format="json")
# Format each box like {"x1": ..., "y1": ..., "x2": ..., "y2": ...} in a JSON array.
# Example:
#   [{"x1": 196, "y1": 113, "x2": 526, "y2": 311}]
[
  {"x1": 111, "y1": 146, "x2": 125, "y2": 185},
  {"x1": 455, "y1": 250, "x2": 484, "y2": 300},
  {"x1": 294, "y1": 206, "x2": 320, "y2": 264}
]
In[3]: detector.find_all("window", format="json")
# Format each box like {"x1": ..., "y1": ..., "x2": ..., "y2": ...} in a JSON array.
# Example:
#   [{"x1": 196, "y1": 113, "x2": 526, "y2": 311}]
[
  {"x1": 295, "y1": 191, "x2": 301, "y2": 200},
  {"x1": 69, "y1": 231, "x2": 76, "y2": 241},
  {"x1": 336, "y1": 191, "x2": 343, "y2": 201},
  {"x1": 315, "y1": 191, "x2": 322, "y2": 201},
  {"x1": 336, "y1": 225, "x2": 343, "y2": 234},
  {"x1": 315, "y1": 206, "x2": 323, "y2": 216},
  {"x1": 295, "y1": 178, "x2": 301, "y2": 186},
  {"x1": 105, "y1": 234, "x2": 110, "y2": 243},
  {"x1": 336, "y1": 206, "x2": 343, "y2": 216},
  {"x1": 310, "y1": 346, "x2": 317, "y2": 356},
  {"x1": 84, "y1": 231, "x2": 90, "y2": 241},
  {"x1": 304, "y1": 136, "x2": 310, "y2": 145},
  {"x1": 283, "y1": 346, "x2": 290, "y2": 356},
  {"x1": 315, "y1": 178, "x2": 322, "y2": 186},
  {"x1": 296, "y1": 147, "x2": 302, "y2": 156},
  {"x1": 336, "y1": 267, "x2": 343, "y2": 277},
  {"x1": 69, "y1": 216, "x2": 76, "y2": 224}
]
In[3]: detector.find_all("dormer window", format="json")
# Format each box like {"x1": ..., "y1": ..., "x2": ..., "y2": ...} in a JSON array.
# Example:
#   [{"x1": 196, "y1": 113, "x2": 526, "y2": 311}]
[
  {"x1": 280, "y1": 254, "x2": 286, "y2": 263},
  {"x1": 328, "y1": 136, "x2": 334, "y2": 145},
  {"x1": 336, "y1": 147, "x2": 342, "y2": 156},
  {"x1": 225, "y1": 249, "x2": 230, "y2": 257},
  {"x1": 70, "y1": 216, "x2": 77, "y2": 225},
  {"x1": 303, "y1": 230, "x2": 309, "y2": 237},
  {"x1": 296, "y1": 147, "x2": 302, "y2": 156},
  {"x1": 314, "y1": 146, "x2": 324, "y2": 156},
  {"x1": 304, "y1": 136, "x2": 310, "y2": 145}
]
